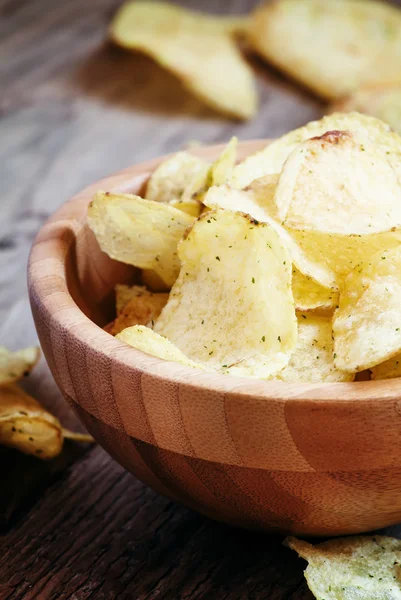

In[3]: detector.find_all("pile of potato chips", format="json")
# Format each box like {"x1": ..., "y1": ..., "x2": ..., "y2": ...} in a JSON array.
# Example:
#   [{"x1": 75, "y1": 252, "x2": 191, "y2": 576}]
[
  {"x1": 88, "y1": 111, "x2": 401, "y2": 383},
  {"x1": 109, "y1": 0, "x2": 401, "y2": 128},
  {"x1": 0, "y1": 346, "x2": 93, "y2": 459}
]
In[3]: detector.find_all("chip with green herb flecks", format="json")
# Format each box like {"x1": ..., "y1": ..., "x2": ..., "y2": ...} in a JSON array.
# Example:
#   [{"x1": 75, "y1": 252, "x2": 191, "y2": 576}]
[{"x1": 285, "y1": 535, "x2": 401, "y2": 600}]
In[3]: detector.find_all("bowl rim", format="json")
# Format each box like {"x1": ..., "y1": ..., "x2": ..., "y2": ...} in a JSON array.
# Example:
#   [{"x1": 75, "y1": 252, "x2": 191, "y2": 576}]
[{"x1": 28, "y1": 139, "x2": 401, "y2": 403}]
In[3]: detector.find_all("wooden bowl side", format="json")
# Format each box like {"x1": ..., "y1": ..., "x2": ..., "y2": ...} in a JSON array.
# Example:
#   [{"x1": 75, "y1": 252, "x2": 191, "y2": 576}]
[{"x1": 28, "y1": 140, "x2": 401, "y2": 535}]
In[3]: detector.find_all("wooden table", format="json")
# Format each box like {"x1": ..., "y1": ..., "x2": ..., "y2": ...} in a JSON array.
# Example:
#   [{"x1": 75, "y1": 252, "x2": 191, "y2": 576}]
[{"x1": 1, "y1": 0, "x2": 401, "y2": 598}]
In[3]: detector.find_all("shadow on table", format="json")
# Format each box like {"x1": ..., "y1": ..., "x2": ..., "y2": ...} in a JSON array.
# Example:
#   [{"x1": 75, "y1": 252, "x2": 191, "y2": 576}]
[{"x1": 70, "y1": 42, "x2": 229, "y2": 122}]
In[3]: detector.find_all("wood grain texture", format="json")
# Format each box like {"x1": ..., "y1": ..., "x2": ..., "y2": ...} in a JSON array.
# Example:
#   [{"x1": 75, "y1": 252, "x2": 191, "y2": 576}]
[
  {"x1": 28, "y1": 142, "x2": 401, "y2": 537},
  {"x1": 2, "y1": 0, "x2": 401, "y2": 596}
]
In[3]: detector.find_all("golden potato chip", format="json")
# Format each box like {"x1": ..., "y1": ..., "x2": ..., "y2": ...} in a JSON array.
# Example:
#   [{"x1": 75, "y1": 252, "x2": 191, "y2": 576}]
[
  {"x1": 204, "y1": 183, "x2": 273, "y2": 223},
  {"x1": 204, "y1": 183, "x2": 401, "y2": 290},
  {"x1": 117, "y1": 325, "x2": 204, "y2": 370},
  {"x1": 228, "y1": 112, "x2": 401, "y2": 189},
  {"x1": 0, "y1": 346, "x2": 40, "y2": 385},
  {"x1": 249, "y1": 0, "x2": 401, "y2": 101},
  {"x1": 291, "y1": 228, "x2": 401, "y2": 291},
  {"x1": 276, "y1": 130, "x2": 401, "y2": 233},
  {"x1": 333, "y1": 81, "x2": 401, "y2": 134},
  {"x1": 292, "y1": 269, "x2": 338, "y2": 313},
  {"x1": 371, "y1": 354, "x2": 401, "y2": 380},
  {"x1": 286, "y1": 535, "x2": 401, "y2": 600},
  {"x1": 110, "y1": 1, "x2": 257, "y2": 119},
  {"x1": 87, "y1": 191, "x2": 195, "y2": 287},
  {"x1": 277, "y1": 313, "x2": 352, "y2": 383},
  {"x1": 333, "y1": 246, "x2": 401, "y2": 372},
  {"x1": 0, "y1": 384, "x2": 93, "y2": 459},
  {"x1": 145, "y1": 151, "x2": 208, "y2": 205},
  {"x1": 115, "y1": 284, "x2": 139, "y2": 315},
  {"x1": 183, "y1": 137, "x2": 238, "y2": 203},
  {"x1": 108, "y1": 286, "x2": 168, "y2": 336},
  {"x1": 141, "y1": 269, "x2": 170, "y2": 292},
  {"x1": 168, "y1": 199, "x2": 202, "y2": 217},
  {"x1": 154, "y1": 209, "x2": 297, "y2": 379}
]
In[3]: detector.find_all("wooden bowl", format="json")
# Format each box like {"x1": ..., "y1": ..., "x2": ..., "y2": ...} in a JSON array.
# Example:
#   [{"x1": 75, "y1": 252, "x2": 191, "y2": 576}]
[{"x1": 28, "y1": 141, "x2": 401, "y2": 536}]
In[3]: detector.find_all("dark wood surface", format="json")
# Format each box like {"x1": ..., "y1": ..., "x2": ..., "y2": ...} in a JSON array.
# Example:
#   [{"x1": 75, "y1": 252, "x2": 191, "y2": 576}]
[{"x1": 1, "y1": 0, "x2": 401, "y2": 598}]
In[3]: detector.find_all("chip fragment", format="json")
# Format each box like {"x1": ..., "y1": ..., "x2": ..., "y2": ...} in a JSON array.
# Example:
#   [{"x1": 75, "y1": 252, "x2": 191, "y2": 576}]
[
  {"x1": 108, "y1": 286, "x2": 168, "y2": 336},
  {"x1": 276, "y1": 130, "x2": 401, "y2": 233},
  {"x1": 117, "y1": 325, "x2": 204, "y2": 370},
  {"x1": 110, "y1": 1, "x2": 257, "y2": 119},
  {"x1": 249, "y1": 0, "x2": 401, "y2": 100},
  {"x1": 87, "y1": 191, "x2": 195, "y2": 287},
  {"x1": 0, "y1": 384, "x2": 94, "y2": 459},
  {"x1": 0, "y1": 346, "x2": 41, "y2": 385},
  {"x1": 286, "y1": 535, "x2": 401, "y2": 600},
  {"x1": 277, "y1": 313, "x2": 352, "y2": 383},
  {"x1": 228, "y1": 112, "x2": 401, "y2": 189},
  {"x1": 371, "y1": 354, "x2": 401, "y2": 380},
  {"x1": 333, "y1": 246, "x2": 401, "y2": 373},
  {"x1": 154, "y1": 209, "x2": 297, "y2": 378}
]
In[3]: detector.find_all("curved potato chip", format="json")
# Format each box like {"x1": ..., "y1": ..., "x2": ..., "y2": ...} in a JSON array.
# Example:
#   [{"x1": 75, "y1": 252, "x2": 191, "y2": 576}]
[
  {"x1": 108, "y1": 286, "x2": 168, "y2": 336},
  {"x1": 371, "y1": 354, "x2": 401, "y2": 380},
  {"x1": 110, "y1": 2, "x2": 257, "y2": 119},
  {"x1": 292, "y1": 269, "x2": 338, "y2": 312},
  {"x1": 286, "y1": 535, "x2": 401, "y2": 600},
  {"x1": 333, "y1": 246, "x2": 401, "y2": 372},
  {"x1": 277, "y1": 313, "x2": 352, "y2": 383},
  {"x1": 183, "y1": 137, "x2": 238, "y2": 203},
  {"x1": 333, "y1": 81, "x2": 401, "y2": 134},
  {"x1": 117, "y1": 325, "x2": 204, "y2": 370},
  {"x1": 276, "y1": 130, "x2": 401, "y2": 233},
  {"x1": 0, "y1": 346, "x2": 40, "y2": 385},
  {"x1": 291, "y1": 228, "x2": 401, "y2": 291},
  {"x1": 154, "y1": 209, "x2": 297, "y2": 379},
  {"x1": 204, "y1": 183, "x2": 401, "y2": 290},
  {"x1": 87, "y1": 191, "x2": 195, "y2": 287},
  {"x1": 228, "y1": 112, "x2": 401, "y2": 189},
  {"x1": 168, "y1": 199, "x2": 202, "y2": 217},
  {"x1": 0, "y1": 384, "x2": 93, "y2": 459},
  {"x1": 145, "y1": 151, "x2": 208, "y2": 204},
  {"x1": 249, "y1": 0, "x2": 401, "y2": 100}
]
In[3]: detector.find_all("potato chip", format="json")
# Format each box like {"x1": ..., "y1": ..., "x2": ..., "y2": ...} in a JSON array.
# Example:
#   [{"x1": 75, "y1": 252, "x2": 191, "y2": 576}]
[
  {"x1": 228, "y1": 112, "x2": 401, "y2": 189},
  {"x1": 145, "y1": 151, "x2": 208, "y2": 205},
  {"x1": 0, "y1": 346, "x2": 40, "y2": 385},
  {"x1": 333, "y1": 82, "x2": 401, "y2": 135},
  {"x1": 371, "y1": 354, "x2": 401, "y2": 380},
  {"x1": 117, "y1": 325, "x2": 204, "y2": 370},
  {"x1": 291, "y1": 228, "x2": 401, "y2": 291},
  {"x1": 333, "y1": 246, "x2": 401, "y2": 372},
  {"x1": 154, "y1": 209, "x2": 297, "y2": 379},
  {"x1": 108, "y1": 286, "x2": 168, "y2": 336},
  {"x1": 0, "y1": 384, "x2": 93, "y2": 459},
  {"x1": 277, "y1": 313, "x2": 352, "y2": 383},
  {"x1": 370, "y1": 357, "x2": 401, "y2": 381},
  {"x1": 110, "y1": 1, "x2": 257, "y2": 119},
  {"x1": 204, "y1": 183, "x2": 401, "y2": 290},
  {"x1": 183, "y1": 137, "x2": 238, "y2": 203},
  {"x1": 87, "y1": 191, "x2": 195, "y2": 287},
  {"x1": 292, "y1": 269, "x2": 338, "y2": 312},
  {"x1": 141, "y1": 269, "x2": 170, "y2": 292},
  {"x1": 286, "y1": 535, "x2": 401, "y2": 600},
  {"x1": 276, "y1": 130, "x2": 401, "y2": 233},
  {"x1": 249, "y1": 0, "x2": 401, "y2": 100},
  {"x1": 168, "y1": 199, "x2": 202, "y2": 217}
]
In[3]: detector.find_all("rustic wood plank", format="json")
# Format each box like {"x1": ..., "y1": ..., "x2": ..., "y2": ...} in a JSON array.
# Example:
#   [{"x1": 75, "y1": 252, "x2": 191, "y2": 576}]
[{"x1": 1, "y1": 0, "x2": 401, "y2": 597}]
